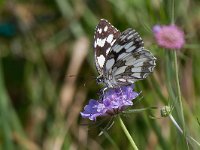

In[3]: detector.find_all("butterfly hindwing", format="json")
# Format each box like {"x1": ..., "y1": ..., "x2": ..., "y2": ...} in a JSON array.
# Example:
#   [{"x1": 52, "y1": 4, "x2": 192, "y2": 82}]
[
  {"x1": 113, "y1": 49, "x2": 156, "y2": 84},
  {"x1": 94, "y1": 19, "x2": 120, "y2": 74},
  {"x1": 103, "y1": 28, "x2": 156, "y2": 86}
]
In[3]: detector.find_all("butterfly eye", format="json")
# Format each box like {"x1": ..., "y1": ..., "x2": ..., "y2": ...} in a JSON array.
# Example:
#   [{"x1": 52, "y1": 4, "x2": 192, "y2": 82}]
[{"x1": 96, "y1": 76, "x2": 103, "y2": 84}]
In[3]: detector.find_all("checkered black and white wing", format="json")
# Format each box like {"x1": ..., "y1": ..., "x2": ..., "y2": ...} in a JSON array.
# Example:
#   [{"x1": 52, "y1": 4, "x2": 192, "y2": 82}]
[
  {"x1": 113, "y1": 48, "x2": 156, "y2": 85},
  {"x1": 93, "y1": 19, "x2": 120, "y2": 74},
  {"x1": 103, "y1": 28, "x2": 156, "y2": 86}
]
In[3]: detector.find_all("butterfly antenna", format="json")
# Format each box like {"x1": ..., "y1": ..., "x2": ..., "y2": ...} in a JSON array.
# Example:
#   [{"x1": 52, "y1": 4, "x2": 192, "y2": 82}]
[
  {"x1": 133, "y1": 93, "x2": 144, "y2": 105},
  {"x1": 66, "y1": 74, "x2": 96, "y2": 87},
  {"x1": 80, "y1": 117, "x2": 109, "y2": 131},
  {"x1": 83, "y1": 75, "x2": 97, "y2": 87},
  {"x1": 80, "y1": 121, "x2": 97, "y2": 126}
]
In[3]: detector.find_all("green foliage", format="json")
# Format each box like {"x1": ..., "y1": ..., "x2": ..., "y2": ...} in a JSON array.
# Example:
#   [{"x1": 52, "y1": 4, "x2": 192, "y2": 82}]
[{"x1": 0, "y1": 0, "x2": 200, "y2": 149}]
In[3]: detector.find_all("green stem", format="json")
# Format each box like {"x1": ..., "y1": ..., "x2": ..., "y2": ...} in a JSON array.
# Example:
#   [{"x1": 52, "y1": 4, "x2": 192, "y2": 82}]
[
  {"x1": 173, "y1": 51, "x2": 185, "y2": 133},
  {"x1": 101, "y1": 130, "x2": 120, "y2": 150},
  {"x1": 170, "y1": 0, "x2": 186, "y2": 143},
  {"x1": 171, "y1": 0, "x2": 175, "y2": 24},
  {"x1": 169, "y1": 115, "x2": 200, "y2": 147},
  {"x1": 118, "y1": 116, "x2": 138, "y2": 150}
]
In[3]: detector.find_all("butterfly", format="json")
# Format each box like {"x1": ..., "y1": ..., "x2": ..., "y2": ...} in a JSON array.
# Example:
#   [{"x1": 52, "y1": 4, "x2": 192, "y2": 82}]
[{"x1": 94, "y1": 19, "x2": 156, "y2": 89}]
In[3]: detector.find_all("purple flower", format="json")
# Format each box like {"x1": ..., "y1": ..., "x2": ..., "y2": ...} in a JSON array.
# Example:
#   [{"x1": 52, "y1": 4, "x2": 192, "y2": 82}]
[
  {"x1": 153, "y1": 24, "x2": 185, "y2": 49},
  {"x1": 80, "y1": 85, "x2": 139, "y2": 121}
]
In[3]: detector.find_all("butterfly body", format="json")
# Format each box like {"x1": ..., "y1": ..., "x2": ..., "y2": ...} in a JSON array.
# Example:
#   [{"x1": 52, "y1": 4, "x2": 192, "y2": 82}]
[{"x1": 94, "y1": 19, "x2": 156, "y2": 89}]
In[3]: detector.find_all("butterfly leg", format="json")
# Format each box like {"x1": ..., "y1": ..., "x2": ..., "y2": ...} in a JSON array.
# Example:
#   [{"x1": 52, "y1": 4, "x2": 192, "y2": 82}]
[
  {"x1": 102, "y1": 87, "x2": 109, "y2": 94},
  {"x1": 97, "y1": 90, "x2": 103, "y2": 100},
  {"x1": 97, "y1": 87, "x2": 109, "y2": 101},
  {"x1": 115, "y1": 85, "x2": 123, "y2": 95},
  {"x1": 99, "y1": 87, "x2": 109, "y2": 95}
]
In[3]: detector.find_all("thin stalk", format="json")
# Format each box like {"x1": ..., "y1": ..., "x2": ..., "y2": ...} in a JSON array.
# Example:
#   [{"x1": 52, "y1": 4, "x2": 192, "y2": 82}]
[
  {"x1": 118, "y1": 116, "x2": 138, "y2": 150},
  {"x1": 169, "y1": 114, "x2": 183, "y2": 133},
  {"x1": 173, "y1": 51, "x2": 185, "y2": 133},
  {"x1": 102, "y1": 130, "x2": 120, "y2": 150},
  {"x1": 171, "y1": 0, "x2": 175, "y2": 24},
  {"x1": 123, "y1": 107, "x2": 158, "y2": 114},
  {"x1": 170, "y1": 0, "x2": 186, "y2": 144},
  {"x1": 169, "y1": 115, "x2": 200, "y2": 147},
  {"x1": 170, "y1": 0, "x2": 185, "y2": 130}
]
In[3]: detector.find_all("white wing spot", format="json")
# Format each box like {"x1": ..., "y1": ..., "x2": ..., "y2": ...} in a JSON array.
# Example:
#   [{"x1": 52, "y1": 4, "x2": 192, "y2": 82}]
[
  {"x1": 106, "y1": 58, "x2": 115, "y2": 70},
  {"x1": 143, "y1": 73, "x2": 148, "y2": 78},
  {"x1": 133, "y1": 61, "x2": 144, "y2": 67},
  {"x1": 127, "y1": 79, "x2": 135, "y2": 83},
  {"x1": 125, "y1": 57, "x2": 136, "y2": 65},
  {"x1": 97, "y1": 38, "x2": 106, "y2": 47},
  {"x1": 131, "y1": 67, "x2": 142, "y2": 72},
  {"x1": 94, "y1": 41, "x2": 97, "y2": 48},
  {"x1": 107, "y1": 34, "x2": 114, "y2": 43},
  {"x1": 97, "y1": 55, "x2": 105, "y2": 67},
  {"x1": 125, "y1": 41, "x2": 133, "y2": 49},
  {"x1": 97, "y1": 28, "x2": 102, "y2": 33},
  {"x1": 133, "y1": 58, "x2": 148, "y2": 65},
  {"x1": 126, "y1": 46, "x2": 136, "y2": 52},
  {"x1": 111, "y1": 39, "x2": 116, "y2": 45},
  {"x1": 148, "y1": 60, "x2": 156, "y2": 65},
  {"x1": 106, "y1": 47, "x2": 111, "y2": 55},
  {"x1": 114, "y1": 66, "x2": 127, "y2": 75},
  {"x1": 99, "y1": 28, "x2": 102, "y2": 33},
  {"x1": 131, "y1": 73, "x2": 141, "y2": 78},
  {"x1": 118, "y1": 79, "x2": 126, "y2": 82},
  {"x1": 117, "y1": 52, "x2": 127, "y2": 60},
  {"x1": 104, "y1": 26, "x2": 108, "y2": 32},
  {"x1": 112, "y1": 67, "x2": 117, "y2": 72},
  {"x1": 112, "y1": 44, "x2": 123, "y2": 53},
  {"x1": 120, "y1": 35, "x2": 126, "y2": 41},
  {"x1": 127, "y1": 34, "x2": 134, "y2": 40},
  {"x1": 148, "y1": 66, "x2": 155, "y2": 72}
]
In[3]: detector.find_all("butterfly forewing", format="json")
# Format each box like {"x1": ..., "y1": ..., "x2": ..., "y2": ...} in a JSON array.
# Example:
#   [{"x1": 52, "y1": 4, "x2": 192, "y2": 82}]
[
  {"x1": 94, "y1": 19, "x2": 120, "y2": 74},
  {"x1": 103, "y1": 28, "x2": 144, "y2": 74}
]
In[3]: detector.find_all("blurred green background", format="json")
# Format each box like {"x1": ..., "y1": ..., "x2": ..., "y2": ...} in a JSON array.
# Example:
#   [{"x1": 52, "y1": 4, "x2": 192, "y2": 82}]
[{"x1": 0, "y1": 0, "x2": 200, "y2": 149}]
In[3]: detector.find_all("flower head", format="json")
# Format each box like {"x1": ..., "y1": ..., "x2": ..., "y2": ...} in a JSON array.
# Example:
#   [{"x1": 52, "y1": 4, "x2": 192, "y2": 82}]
[
  {"x1": 160, "y1": 106, "x2": 172, "y2": 117},
  {"x1": 80, "y1": 85, "x2": 139, "y2": 121},
  {"x1": 153, "y1": 25, "x2": 185, "y2": 49}
]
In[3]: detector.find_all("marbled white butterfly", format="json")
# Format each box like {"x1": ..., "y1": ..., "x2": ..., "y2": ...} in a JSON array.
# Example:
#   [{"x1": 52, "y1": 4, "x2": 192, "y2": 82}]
[{"x1": 94, "y1": 19, "x2": 156, "y2": 88}]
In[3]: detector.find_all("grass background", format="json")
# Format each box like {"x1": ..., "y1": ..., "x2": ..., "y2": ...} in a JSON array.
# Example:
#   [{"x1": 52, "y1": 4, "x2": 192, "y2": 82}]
[{"x1": 0, "y1": 0, "x2": 200, "y2": 149}]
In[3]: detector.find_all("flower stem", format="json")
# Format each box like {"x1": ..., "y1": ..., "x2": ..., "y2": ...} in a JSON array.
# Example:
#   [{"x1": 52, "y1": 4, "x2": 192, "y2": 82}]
[
  {"x1": 169, "y1": 114, "x2": 183, "y2": 133},
  {"x1": 118, "y1": 116, "x2": 138, "y2": 150},
  {"x1": 171, "y1": 0, "x2": 175, "y2": 24},
  {"x1": 170, "y1": 0, "x2": 185, "y2": 133},
  {"x1": 101, "y1": 130, "x2": 120, "y2": 150},
  {"x1": 173, "y1": 51, "x2": 185, "y2": 133},
  {"x1": 169, "y1": 114, "x2": 200, "y2": 147}
]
